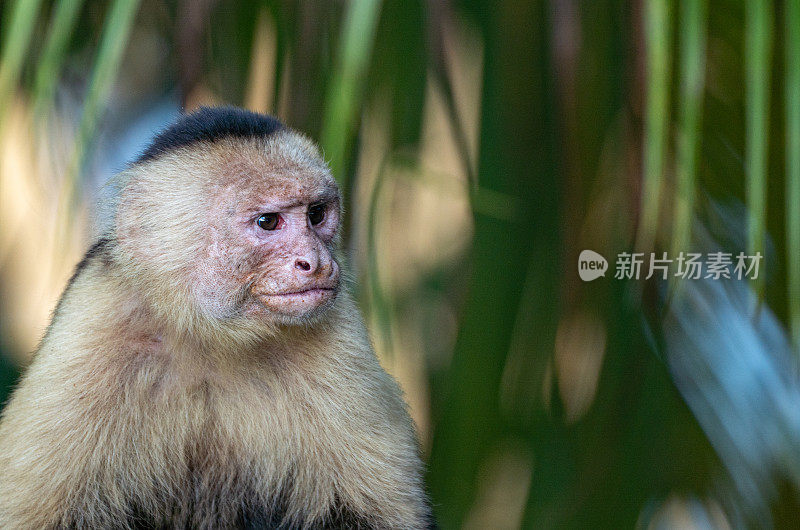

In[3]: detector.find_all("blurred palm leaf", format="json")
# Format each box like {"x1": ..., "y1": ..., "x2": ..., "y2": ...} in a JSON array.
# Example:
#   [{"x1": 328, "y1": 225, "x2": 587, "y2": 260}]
[
  {"x1": 636, "y1": 0, "x2": 672, "y2": 253},
  {"x1": 64, "y1": 0, "x2": 140, "y2": 203},
  {"x1": 670, "y1": 0, "x2": 707, "y2": 262},
  {"x1": 785, "y1": 0, "x2": 800, "y2": 352},
  {"x1": 0, "y1": 0, "x2": 44, "y2": 130},
  {"x1": 31, "y1": 0, "x2": 86, "y2": 120},
  {"x1": 744, "y1": 0, "x2": 772, "y2": 297},
  {"x1": 320, "y1": 0, "x2": 382, "y2": 192}
]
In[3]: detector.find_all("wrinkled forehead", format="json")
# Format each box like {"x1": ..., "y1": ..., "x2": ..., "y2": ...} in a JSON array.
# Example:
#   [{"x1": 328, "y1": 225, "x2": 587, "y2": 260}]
[{"x1": 199, "y1": 132, "x2": 339, "y2": 206}]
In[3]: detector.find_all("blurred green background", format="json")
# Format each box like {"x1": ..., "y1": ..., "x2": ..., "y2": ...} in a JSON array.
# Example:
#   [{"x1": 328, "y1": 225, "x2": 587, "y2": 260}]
[{"x1": 2, "y1": 0, "x2": 800, "y2": 528}]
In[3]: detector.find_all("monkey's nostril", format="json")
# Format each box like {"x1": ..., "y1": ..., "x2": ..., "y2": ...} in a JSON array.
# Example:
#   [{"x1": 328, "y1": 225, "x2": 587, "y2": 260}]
[{"x1": 295, "y1": 259, "x2": 312, "y2": 272}]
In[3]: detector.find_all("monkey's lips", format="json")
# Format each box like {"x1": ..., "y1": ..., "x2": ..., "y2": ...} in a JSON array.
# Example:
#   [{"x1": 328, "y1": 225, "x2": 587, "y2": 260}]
[
  {"x1": 257, "y1": 286, "x2": 338, "y2": 315},
  {"x1": 272, "y1": 287, "x2": 336, "y2": 300}
]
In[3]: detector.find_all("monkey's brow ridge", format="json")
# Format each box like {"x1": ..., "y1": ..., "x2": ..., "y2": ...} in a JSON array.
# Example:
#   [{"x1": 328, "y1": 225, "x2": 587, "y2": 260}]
[{"x1": 134, "y1": 106, "x2": 286, "y2": 164}]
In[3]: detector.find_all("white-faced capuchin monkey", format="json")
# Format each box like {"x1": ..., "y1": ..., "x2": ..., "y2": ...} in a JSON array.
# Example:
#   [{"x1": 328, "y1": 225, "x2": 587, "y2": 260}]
[{"x1": 0, "y1": 107, "x2": 435, "y2": 529}]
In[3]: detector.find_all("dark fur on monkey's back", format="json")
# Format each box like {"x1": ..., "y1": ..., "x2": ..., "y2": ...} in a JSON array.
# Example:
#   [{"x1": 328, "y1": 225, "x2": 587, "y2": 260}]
[{"x1": 135, "y1": 106, "x2": 285, "y2": 164}]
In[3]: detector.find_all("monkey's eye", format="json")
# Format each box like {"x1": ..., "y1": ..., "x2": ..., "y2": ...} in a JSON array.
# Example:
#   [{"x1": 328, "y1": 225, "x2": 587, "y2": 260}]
[
  {"x1": 308, "y1": 203, "x2": 325, "y2": 226},
  {"x1": 257, "y1": 213, "x2": 280, "y2": 230}
]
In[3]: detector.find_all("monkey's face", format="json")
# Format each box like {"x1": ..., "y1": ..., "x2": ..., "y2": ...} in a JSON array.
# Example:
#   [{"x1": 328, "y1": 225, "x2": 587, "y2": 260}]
[
  {"x1": 117, "y1": 133, "x2": 343, "y2": 335},
  {"x1": 205, "y1": 138, "x2": 343, "y2": 327},
  {"x1": 236, "y1": 181, "x2": 341, "y2": 324}
]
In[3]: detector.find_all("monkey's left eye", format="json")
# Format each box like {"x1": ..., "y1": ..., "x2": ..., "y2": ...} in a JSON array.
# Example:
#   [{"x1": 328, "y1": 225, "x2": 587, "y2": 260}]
[
  {"x1": 308, "y1": 203, "x2": 325, "y2": 226},
  {"x1": 257, "y1": 213, "x2": 280, "y2": 230}
]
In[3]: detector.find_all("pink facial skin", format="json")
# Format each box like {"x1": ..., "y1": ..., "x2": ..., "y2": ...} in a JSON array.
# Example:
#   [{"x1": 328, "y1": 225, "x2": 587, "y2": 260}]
[
  {"x1": 244, "y1": 199, "x2": 341, "y2": 320},
  {"x1": 195, "y1": 160, "x2": 345, "y2": 326},
  {"x1": 130, "y1": 137, "x2": 347, "y2": 330}
]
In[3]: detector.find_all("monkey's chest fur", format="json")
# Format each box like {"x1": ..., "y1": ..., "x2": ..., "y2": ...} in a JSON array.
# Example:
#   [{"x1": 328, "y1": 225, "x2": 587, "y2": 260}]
[{"x1": 85, "y1": 349, "x2": 408, "y2": 529}]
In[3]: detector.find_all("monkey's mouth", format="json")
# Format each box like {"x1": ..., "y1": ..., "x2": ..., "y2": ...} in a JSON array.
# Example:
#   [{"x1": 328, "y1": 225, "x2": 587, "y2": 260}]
[
  {"x1": 256, "y1": 286, "x2": 338, "y2": 315},
  {"x1": 272, "y1": 287, "x2": 336, "y2": 299}
]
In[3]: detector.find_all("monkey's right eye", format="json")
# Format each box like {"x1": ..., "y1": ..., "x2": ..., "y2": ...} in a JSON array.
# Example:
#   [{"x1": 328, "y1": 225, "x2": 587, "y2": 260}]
[{"x1": 257, "y1": 213, "x2": 280, "y2": 230}]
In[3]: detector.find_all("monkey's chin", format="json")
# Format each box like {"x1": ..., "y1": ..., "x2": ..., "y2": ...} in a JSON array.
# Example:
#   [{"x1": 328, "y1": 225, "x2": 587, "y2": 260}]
[{"x1": 254, "y1": 288, "x2": 338, "y2": 323}]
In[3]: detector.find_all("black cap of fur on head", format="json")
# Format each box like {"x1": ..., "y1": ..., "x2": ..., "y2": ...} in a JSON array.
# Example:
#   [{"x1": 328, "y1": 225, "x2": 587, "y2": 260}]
[{"x1": 135, "y1": 106, "x2": 286, "y2": 164}]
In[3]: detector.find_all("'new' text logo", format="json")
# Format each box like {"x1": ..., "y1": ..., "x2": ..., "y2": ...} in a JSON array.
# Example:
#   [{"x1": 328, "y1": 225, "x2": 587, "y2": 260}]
[{"x1": 578, "y1": 250, "x2": 608, "y2": 282}]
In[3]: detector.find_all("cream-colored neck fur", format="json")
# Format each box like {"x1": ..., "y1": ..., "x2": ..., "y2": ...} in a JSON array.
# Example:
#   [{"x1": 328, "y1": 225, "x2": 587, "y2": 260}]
[{"x1": 0, "y1": 256, "x2": 430, "y2": 528}]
